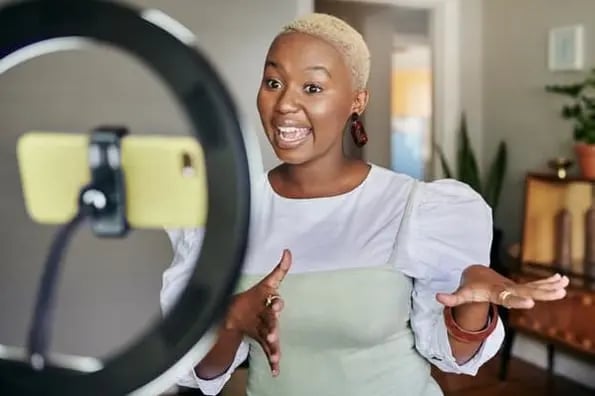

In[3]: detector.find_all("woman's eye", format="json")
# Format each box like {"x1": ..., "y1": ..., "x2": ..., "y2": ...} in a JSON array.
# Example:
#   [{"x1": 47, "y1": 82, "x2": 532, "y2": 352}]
[
  {"x1": 266, "y1": 79, "x2": 282, "y2": 89},
  {"x1": 304, "y1": 84, "x2": 322, "y2": 94}
]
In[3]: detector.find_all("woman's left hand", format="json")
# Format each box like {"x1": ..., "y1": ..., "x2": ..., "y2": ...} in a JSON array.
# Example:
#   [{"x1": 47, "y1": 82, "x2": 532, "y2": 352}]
[{"x1": 436, "y1": 265, "x2": 569, "y2": 309}]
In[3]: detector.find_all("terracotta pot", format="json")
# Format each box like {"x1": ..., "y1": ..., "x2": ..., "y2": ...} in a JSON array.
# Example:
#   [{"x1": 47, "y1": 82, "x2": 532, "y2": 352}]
[{"x1": 575, "y1": 143, "x2": 595, "y2": 179}]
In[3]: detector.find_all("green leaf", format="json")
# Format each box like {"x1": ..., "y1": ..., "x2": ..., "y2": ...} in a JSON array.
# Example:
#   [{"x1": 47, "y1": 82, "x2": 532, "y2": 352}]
[
  {"x1": 545, "y1": 83, "x2": 585, "y2": 98},
  {"x1": 435, "y1": 145, "x2": 453, "y2": 178},
  {"x1": 457, "y1": 115, "x2": 482, "y2": 194},
  {"x1": 484, "y1": 142, "x2": 507, "y2": 212},
  {"x1": 562, "y1": 104, "x2": 582, "y2": 119}
]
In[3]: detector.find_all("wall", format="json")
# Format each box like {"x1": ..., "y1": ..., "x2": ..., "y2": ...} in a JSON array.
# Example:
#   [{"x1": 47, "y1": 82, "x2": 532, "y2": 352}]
[
  {"x1": 459, "y1": 0, "x2": 484, "y2": 174},
  {"x1": 0, "y1": 0, "x2": 309, "y2": 365},
  {"x1": 483, "y1": 0, "x2": 595, "y2": 242},
  {"x1": 482, "y1": 0, "x2": 595, "y2": 388}
]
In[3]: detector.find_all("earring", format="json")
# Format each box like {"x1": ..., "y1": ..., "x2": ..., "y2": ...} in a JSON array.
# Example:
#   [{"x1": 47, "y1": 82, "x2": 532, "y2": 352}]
[{"x1": 350, "y1": 112, "x2": 368, "y2": 147}]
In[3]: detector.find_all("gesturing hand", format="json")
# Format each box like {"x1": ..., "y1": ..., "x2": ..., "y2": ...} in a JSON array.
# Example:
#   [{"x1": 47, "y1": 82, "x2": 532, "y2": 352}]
[
  {"x1": 436, "y1": 265, "x2": 569, "y2": 309},
  {"x1": 225, "y1": 249, "x2": 292, "y2": 376}
]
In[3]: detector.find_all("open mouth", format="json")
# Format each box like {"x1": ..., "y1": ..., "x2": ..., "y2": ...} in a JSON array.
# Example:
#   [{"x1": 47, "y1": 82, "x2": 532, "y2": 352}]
[{"x1": 275, "y1": 126, "x2": 312, "y2": 148}]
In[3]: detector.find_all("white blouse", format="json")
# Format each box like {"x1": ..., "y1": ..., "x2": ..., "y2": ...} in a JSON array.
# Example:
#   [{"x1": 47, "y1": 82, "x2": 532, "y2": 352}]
[{"x1": 160, "y1": 164, "x2": 505, "y2": 395}]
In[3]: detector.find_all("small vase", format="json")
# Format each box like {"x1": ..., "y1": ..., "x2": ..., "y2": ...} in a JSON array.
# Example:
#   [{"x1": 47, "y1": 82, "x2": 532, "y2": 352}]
[
  {"x1": 575, "y1": 143, "x2": 595, "y2": 179},
  {"x1": 586, "y1": 204, "x2": 595, "y2": 279},
  {"x1": 554, "y1": 208, "x2": 573, "y2": 271}
]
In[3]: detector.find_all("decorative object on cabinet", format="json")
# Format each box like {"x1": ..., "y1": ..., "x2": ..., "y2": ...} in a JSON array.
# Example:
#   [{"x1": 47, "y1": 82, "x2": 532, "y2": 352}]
[
  {"x1": 499, "y1": 172, "x2": 595, "y2": 383},
  {"x1": 547, "y1": 157, "x2": 574, "y2": 180},
  {"x1": 546, "y1": 68, "x2": 595, "y2": 179}
]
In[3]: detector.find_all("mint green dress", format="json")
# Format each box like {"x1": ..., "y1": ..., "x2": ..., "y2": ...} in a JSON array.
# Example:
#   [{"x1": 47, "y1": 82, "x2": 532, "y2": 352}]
[{"x1": 237, "y1": 266, "x2": 443, "y2": 396}]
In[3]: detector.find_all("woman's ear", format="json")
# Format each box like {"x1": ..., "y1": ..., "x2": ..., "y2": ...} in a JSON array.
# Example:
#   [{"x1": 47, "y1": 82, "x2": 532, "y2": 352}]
[{"x1": 351, "y1": 89, "x2": 369, "y2": 115}]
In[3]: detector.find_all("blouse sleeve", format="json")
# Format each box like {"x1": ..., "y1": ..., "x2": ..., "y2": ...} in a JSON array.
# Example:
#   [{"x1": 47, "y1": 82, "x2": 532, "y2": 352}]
[
  {"x1": 395, "y1": 179, "x2": 505, "y2": 375},
  {"x1": 160, "y1": 228, "x2": 249, "y2": 395}
]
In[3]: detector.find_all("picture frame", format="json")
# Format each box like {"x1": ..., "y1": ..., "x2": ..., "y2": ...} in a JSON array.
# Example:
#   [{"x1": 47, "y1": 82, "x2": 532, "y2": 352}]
[{"x1": 548, "y1": 25, "x2": 584, "y2": 71}]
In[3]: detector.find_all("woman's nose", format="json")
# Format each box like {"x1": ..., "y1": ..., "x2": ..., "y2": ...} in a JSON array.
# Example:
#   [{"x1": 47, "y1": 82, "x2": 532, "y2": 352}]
[{"x1": 274, "y1": 88, "x2": 299, "y2": 114}]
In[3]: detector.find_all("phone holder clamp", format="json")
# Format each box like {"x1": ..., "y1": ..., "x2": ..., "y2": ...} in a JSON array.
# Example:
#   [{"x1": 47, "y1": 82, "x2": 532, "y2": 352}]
[{"x1": 79, "y1": 126, "x2": 129, "y2": 238}]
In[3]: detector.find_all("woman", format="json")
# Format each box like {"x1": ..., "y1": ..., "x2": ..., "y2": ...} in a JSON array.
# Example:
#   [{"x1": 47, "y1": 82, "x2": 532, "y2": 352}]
[{"x1": 160, "y1": 13, "x2": 568, "y2": 396}]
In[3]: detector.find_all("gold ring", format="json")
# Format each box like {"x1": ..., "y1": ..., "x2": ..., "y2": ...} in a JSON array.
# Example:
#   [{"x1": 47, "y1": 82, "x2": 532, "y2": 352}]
[
  {"x1": 265, "y1": 294, "x2": 280, "y2": 308},
  {"x1": 499, "y1": 290, "x2": 513, "y2": 306}
]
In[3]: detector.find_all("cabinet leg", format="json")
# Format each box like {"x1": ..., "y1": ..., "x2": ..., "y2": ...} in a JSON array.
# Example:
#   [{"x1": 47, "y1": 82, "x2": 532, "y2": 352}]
[
  {"x1": 547, "y1": 343, "x2": 555, "y2": 376},
  {"x1": 546, "y1": 342, "x2": 556, "y2": 396},
  {"x1": 498, "y1": 325, "x2": 516, "y2": 381}
]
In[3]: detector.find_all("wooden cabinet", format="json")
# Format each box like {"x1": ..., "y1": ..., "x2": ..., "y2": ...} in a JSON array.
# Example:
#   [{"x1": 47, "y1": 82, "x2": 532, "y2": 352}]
[
  {"x1": 500, "y1": 173, "x2": 595, "y2": 380},
  {"x1": 509, "y1": 275, "x2": 595, "y2": 356}
]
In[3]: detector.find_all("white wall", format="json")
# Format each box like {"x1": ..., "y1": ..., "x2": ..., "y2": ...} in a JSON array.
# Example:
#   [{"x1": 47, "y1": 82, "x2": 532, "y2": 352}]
[{"x1": 0, "y1": 0, "x2": 310, "y2": 363}]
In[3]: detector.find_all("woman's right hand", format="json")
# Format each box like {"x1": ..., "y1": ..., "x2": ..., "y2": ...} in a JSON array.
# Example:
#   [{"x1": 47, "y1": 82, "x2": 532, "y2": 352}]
[{"x1": 224, "y1": 249, "x2": 292, "y2": 376}]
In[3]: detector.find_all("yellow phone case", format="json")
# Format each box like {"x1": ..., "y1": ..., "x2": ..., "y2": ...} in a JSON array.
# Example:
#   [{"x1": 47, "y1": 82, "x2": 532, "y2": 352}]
[{"x1": 17, "y1": 132, "x2": 207, "y2": 228}]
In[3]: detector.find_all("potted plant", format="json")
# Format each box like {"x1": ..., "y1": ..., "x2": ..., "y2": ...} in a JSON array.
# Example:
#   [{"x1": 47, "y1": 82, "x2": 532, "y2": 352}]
[
  {"x1": 546, "y1": 68, "x2": 595, "y2": 179},
  {"x1": 436, "y1": 114, "x2": 508, "y2": 272}
]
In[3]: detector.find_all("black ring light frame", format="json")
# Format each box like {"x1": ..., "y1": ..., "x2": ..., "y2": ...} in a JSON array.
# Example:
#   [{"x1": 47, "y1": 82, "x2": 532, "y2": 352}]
[{"x1": 0, "y1": 0, "x2": 250, "y2": 395}]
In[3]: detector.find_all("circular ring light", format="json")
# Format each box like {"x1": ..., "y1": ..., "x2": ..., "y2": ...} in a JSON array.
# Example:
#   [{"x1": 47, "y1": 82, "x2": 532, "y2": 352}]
[{"x1": 0, "y1": 0, "x2": 251, "y2": 394}]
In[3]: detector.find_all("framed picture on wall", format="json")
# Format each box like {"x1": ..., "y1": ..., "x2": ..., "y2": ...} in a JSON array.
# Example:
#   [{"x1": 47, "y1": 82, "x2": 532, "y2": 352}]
[{"x1": 548, "y1": 25, "x2": 584, "y2": 71}]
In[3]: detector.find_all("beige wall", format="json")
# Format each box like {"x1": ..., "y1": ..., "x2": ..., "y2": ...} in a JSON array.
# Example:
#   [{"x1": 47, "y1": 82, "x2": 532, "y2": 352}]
[
  {"x1": 483, "y1": 0, "x2": 595, "y2": 242},
  {"x1": 482, "y1": 0, "x2": 595, "y2": 387},
  {"x1": 0, "y1": 0, "x2": 307, "y2": 365}
]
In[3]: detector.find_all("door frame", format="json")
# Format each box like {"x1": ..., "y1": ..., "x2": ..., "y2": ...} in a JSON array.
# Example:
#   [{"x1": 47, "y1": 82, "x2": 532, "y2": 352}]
[{"x1": 319, "y1": 0, "x2": 462, "y2": 178}]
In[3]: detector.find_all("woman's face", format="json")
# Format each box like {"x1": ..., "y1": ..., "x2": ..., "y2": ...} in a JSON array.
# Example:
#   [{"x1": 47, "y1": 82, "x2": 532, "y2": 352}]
[{"x1": 257, "y1": 32, "x2": 367, "y2": 165}]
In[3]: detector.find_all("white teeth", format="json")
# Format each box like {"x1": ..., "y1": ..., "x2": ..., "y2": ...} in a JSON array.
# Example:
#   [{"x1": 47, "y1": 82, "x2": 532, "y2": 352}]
[{"x1": 277, "y1": 126, "x2": 311, "y2": 142}]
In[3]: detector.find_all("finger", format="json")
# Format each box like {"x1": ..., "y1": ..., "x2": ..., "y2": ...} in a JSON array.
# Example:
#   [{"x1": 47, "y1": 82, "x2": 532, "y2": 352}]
[
  {"x1": 259, "y1": 309, "x2": 278, "y2": 333},
  {"x1": 263, "y1": 249, "x2": 292, "y2": 289},
  {"x1": 501, "y1": 294, "x2": 535, "y2": 309},
  {"x1": 256, "y1": 338, "x2": 278, "y2": 375},
  {"x1": 258, "y1": 329, "x2": 281, "y2": 376},
  {"x1": 526, "y1": 273, "x2": 562, "y2": 285},
  {"x1": 436, "y1": 288, "x2": 490, "y2": 307},
  {"x1": 526, "y1": 275, "x2": 569, "y2": 291},
  {"x1": 512, "y1": 285, "x2": 567, "y2": 301},
  {"x1": 257, "y1": 317, "x2": 274, "y2": 340},
  {"x1": 257, "y1": 336, "x2": 272, "y2": 358},
  {"x1": 270, "y1": 297, "x2": 285, "y2": 314},
  {"x1": 268, "y1": 333, "x2": 282, "y2": 376}
]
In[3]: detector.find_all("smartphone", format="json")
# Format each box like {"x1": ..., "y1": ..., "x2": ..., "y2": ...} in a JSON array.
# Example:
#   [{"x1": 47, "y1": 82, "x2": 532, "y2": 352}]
[{"x1": 16, "y1": 132, "x2": 207, "y2": 229}]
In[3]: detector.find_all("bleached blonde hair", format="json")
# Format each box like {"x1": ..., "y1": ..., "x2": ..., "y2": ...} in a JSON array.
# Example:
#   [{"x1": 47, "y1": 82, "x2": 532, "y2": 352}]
[{"x1": 278, "y1": 13, "x2": 371, "y2": 90}]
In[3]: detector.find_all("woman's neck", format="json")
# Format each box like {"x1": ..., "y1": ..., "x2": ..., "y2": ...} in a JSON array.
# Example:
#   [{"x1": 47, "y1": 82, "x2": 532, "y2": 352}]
[{"x1": 270, "y1": 156, "x2": 370, "y2": 199}]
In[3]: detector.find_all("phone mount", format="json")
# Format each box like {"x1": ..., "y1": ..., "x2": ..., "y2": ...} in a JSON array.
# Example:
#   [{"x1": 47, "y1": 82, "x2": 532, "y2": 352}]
[
  {"x1": 80, "y1": 126, "x2": 129, "y2": 237},
  {"x1": 26, "y1": 126, "x2": 132, "y2": 372}
]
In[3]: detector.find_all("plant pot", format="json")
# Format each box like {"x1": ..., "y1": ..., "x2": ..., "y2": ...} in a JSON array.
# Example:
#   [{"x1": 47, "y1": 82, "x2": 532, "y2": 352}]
[{"x1": 575, "y1": 143, "x2": 595, "y2": 179}]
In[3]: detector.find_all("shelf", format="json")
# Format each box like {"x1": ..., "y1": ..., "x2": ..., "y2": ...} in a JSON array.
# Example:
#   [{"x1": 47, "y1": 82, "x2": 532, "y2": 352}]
[{"x1": 528, "y1": 172, "x2": 595, "y2": 184}]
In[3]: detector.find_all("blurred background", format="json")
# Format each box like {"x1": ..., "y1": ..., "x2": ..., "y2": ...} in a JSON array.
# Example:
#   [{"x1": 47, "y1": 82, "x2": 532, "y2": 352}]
[{"x1": 0, "y1": 1, "x2": 594, "y2": 395}]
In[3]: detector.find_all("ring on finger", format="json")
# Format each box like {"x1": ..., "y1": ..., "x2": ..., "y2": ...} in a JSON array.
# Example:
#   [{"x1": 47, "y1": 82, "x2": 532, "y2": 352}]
[
  {"x1": 499, "y1": 290, "x2": 513, "y2": 306},
  {"x1": 265, "y1": 294, "x2": 280, "y2": 308}
]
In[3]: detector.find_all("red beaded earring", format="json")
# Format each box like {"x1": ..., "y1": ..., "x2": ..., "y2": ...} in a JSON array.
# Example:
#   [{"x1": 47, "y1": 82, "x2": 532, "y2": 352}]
[{"x1": 350, "y1": 112, "x2": 368, "y2": 147}]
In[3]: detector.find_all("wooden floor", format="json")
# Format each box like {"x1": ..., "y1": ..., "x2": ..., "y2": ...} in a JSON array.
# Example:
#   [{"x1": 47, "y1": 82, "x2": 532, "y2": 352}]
[{"x1": 432, "y1": 355, "x2": 594, "y2": 396}]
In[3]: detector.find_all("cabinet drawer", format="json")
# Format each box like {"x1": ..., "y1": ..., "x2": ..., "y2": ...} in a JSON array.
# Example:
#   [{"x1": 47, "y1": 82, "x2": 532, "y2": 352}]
[{"x1": 509, "y1": 287, "x2": 595, "y2": 355}]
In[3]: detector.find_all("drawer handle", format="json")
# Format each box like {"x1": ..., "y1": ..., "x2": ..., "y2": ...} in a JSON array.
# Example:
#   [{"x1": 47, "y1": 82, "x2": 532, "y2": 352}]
[
  {"x1": 583, "y1": 296, "x2": 592, "y2": 306},
  {"x1": 532, "y1": 321, "x2": 542, "y2": 331},
  {"x1": 547, "y1": 328, "x2": 557, "y2": 337},
  {"x1": 565, "y1": 333, "x2": 575, "y2": 342}
]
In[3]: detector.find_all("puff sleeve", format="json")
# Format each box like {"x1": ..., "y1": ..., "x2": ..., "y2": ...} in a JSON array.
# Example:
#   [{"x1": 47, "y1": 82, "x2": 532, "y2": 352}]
[
  {"x1": 160, "y1": 228, "x2": 249, "y2": 394},
  {"x1": 395, "y1": 180, "x2": 505, "y2": 375}
]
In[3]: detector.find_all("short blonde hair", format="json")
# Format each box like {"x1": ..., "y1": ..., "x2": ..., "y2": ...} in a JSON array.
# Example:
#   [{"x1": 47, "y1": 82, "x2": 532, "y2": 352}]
[{"x1": 279, "y1": 13, "x2": 370, "y2": 90}]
